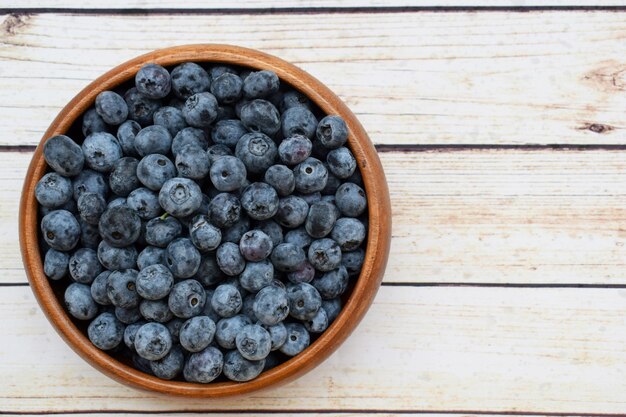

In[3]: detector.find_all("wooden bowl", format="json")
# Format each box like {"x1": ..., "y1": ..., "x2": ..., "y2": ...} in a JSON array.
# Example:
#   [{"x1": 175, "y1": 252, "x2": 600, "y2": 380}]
[{"x1": 19, "y1": 44, "x2": 392, "y2": 397}]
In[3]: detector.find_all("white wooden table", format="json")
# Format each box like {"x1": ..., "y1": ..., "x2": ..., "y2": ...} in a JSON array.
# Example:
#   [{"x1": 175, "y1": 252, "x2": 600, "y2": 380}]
[{"x1": 3, "y1": 1, "x2": 626, "y2": 415}]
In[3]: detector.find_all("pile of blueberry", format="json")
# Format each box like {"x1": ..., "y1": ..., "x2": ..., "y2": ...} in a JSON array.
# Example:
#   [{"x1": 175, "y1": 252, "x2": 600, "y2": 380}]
[{"x1": 37, "y1": 62, "x2": 368, "y2": 383}]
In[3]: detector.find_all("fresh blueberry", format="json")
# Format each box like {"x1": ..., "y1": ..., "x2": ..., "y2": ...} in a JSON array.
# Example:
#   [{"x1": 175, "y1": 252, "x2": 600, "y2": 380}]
[
  {"x1": 209, "y1": 155, "x2": 247, "y2": 192},
  {"x1": 77, "y1": 218, "x2": 102, "y2": 249},
  {"x1": 36, "y1": 172, "x2": 73, "y2": 208},
  {"x1": 153, "y1": 106, "x2": 187, "y2": 136},
  {"x1": 165, "y1": 238, "x2": 201, "y2": 279},
  {"x1": 256, "y1": 220, "x2": 284, "y2": 247},
  {"x1": 43, "y1": 135, "x2": 85, "y2": 177},
  {"x1": 243, "y1": 70, "x2": 279, "y2": 99},
  {"x1": 239, "y1": 100, "x2": 281, "y2": 136},
  {"x1": 135, "y1": 63, "x2": 171, "y2": 99},
  {"x1": 77, "y1": 192, "x2": 106, "y2": 225},
  {"x1": 44, "y1": 248, "x2": 69, "y2": 280},
  {"x1": 106, "y1": 269, "x2": 140, "y2": 308},
  {"x1": 165, "y1": 318, "x2": 185, "y2": 344},
  {"x1": 341, "y1": 248, "x2": 365, "y2": 276},
  {"x1": 194, "y1": 254, "x2": 225, "y2": 287},
  {"x1": 252, "y1": 285, "x2": 289, "y2": 326},
  {"x1": 321, "y1": 169, "x2": 341, "y2": 195},
  {"x1": 97, "y1": 240, "x2": 138, "y2": 270},
  {"x1": 278, "y1": 134, "x2": 312, "y2": 166},
  {"x1": 216, "y1": 242, "x2": 246, "y2": 276},
  {"x1": 275, "y1": 196, "x2": 308, "y2": 229},
  {"x1": 107, "y1": 197, "x2": 127, "y2": 209},
  {"x1": 201, "y1": 289, "x2": 221, "y2": 323},
  {"x1": 279, "y1": 323, "x2": 310, "y2": 356},
  {"x1": 99, "y1": 205, "x2": 142, "y2": 247},
  {"x1": 189, "y1": 214, "x2": 222, "y2": 252},
  {"x1": 124, "y1": 87, "x2": 161, "y2": 126},
  {"x1": 139, "y1": 299, "x2": 173, "y2": 323},
  {"x1": 123, "y1": 321, "x2": 144, "y2": 350},
  {"x1": 183, "y1": 346, "x2": 223, "y2": 383},
  {"x1": 236, "y1": 324, "x2": 271, "y2": 361},
  {"x1": 82, "y1": 108, "x2": 109, "y2": 137},
  {"x1": 134, "y1": 322, "x2": 172, "y2": 360},
  {"x1": 235, "y1": 132, "x2": 277, "y2": 174},
  {"x1": 168, "y1": 279, "x2": 205, "y2": 318},
  {"x1": 211, "y1": 284, "x2": 243, "y2": 318},
  {"x1": 88, "y1": 312, "x2": 125, "y2": 350},
  {"x1": 91, "y1": 271, "x2": 112, "y2": 305},
  {"x1": 150, "y1": 345, "x2": 185, "y2": 380},
  {"x1": 127, "y1": 187, "x2": 163, "y2": 219},
  {"x1": 68, "y1": 248, "x2": 102, "y2": 284},
  {"x1": 175, "y1": 145, "x2": 210, "y2": 180},
  {"x1": 239, "y1": 230, "x2": 273, "y2": 262},
  {"x1": 335, "y1": 182, "x2": 367, "y2": 217},
  {"x1": 136, "y1": 264, "x2": 174, "y2": 300},
  {"x1": 134, "y1": 125, "x2": 172, "y2": 157},
  {"x1": 327, "y1": 146, "x2": 356, "y2": 179},
  {"x1": 180, "y1": 316, "x2": 216, "y2": 352},
  {"x1": 159, "y1": 178, "x2": 203, "y2": 218},
  {"x1": 321, "y1": 298, "x2": 342, "y2": 323},
  {"x1": 171, "y1": 62, "x2": 211, "y2": 99},
  {"x1": 211, "y1": 72, "x2": 243, "y2": 104},
  {"x1": 109, "y1": 157, "x2": 140, "y2": 197},
  {"x1": 287, "y1": 261, "x2": 315, "y2": 284},
  {"x1": 183, "y1": 92, "x2": 218, "y2": 128},
  {"x1": 172, "y1": 127, "x2": 209, "y2": 156},
  {"x1": 137, "y1": 245, "x2": 165, "y2": 270},
  {"x1": 41, "y1": 210, "x2": 80, "y2": 251},
  {"x1": 207, "y1": 144, "x2": 234, "y2": 164},
  {"x1": 261, "y1": 322, "x2": 287, "y2": 351},
  {"x1": 82, "y1": 132, "x2": 123, "y2": 172},
  {"x1": 271, "y1": 243, "x2": 306, "y2": 272},
  {"x1": 311, "y1": 266, "x2": 349, "y2": 299},
  {"x1": 317, "y1": 115, "x2": 348, "y2": 149},
  {"x1": 284, "y1": 227, "x2": 312, "y2": 249},
  {"x1": 215, "y1": 314, "x2": 252, "y2": 349},
  {"x1": 286, "y1": 282, "x2": 322, "y2": 320},
  {"x1": 115, "y1": 306, "x2": 142, "y2": 325},
  {"x1": 294, "y1": 157, "x2": 328, "y2": 194},
  {"x1": 208, "y1": 193, "x2": 241, "y2": 228},
  {"x1": 223, "y1": 350, "x2": 265, "y2": 382},
  {"x1": 145, "y1": 215, "x2": 182, "y2": 248},
  {"x1": 72, "y1": 169, "x2": 108, "y2": 200},
  {"x1": 211, "y1": 119, "x2": 247, "y2": 148},
  {"x1": 239, "y1": 260, "x2": 274, "y2": 293},
  {"x1": 281, "y1": 106, "x2": 317, "y2": 139},
  {"x1": 280, "y1": 90, "x2": 312, "y2": 113},
  {"x1": 64, "y1": 282, "x2": 98, "y2": 320},
  {"x1": 305, "y1": 307, "x2": 329, "y2": 333},
  {"x1": 222, "y1": 215, "x2": 250, "y2": 244},
  {"x1": 263, "y1": 164, "x2": 295, "y2": 197},
  {"x1": 308, "y1": 238, "x2": 342, "y2": 272},
  {"x1": 331, "y1": 217, "x2": 366, "y2": 251},
  {"x1": 116, "y1": 120, "x2": 141, "y2": 157},
  {"x1": 305, "y1": 201, "x2": 338, "y2": 238},
  {"x1": 95, "y1": 91, "x2": 128, "y2": 125}
]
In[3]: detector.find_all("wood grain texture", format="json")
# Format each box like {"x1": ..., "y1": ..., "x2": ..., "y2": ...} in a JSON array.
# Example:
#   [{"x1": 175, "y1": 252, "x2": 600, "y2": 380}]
[
  {"x1": 3, "y1": 285, "x2": 626, "y2": 414},
  {"x1": 2, "y1": 12, "x2": 626, "y2": 146},
  {"x1": 4, "y1": 149, "x2": 626, "y2": 285}
]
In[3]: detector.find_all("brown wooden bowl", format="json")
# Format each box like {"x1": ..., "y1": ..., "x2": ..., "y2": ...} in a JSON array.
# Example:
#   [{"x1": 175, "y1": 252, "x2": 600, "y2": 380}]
[{"x1": 19, "y1": 44, "x2": 391, "y2": 397}]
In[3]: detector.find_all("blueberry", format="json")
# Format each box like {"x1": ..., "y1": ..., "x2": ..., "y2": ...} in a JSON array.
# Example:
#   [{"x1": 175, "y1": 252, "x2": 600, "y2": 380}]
[
  {"x1": 115, "y1": 306, "x2": 142, "y2": 325},
  {"x1": 127, "y1": 187, "x2": 163, "y2": 219},
  {"x1": 284, "y1": 227, "x2": 312, "y2": 249},
  {"x1": 153, "y1": 105, "x2": 187, "y2": 136},
  {"x1": 95, "y1": 91, "x2": 128, "y2": 125},
  {"x1": 312, "y1": 266, "x2": 349, "y2": 299},
  {"x1": 211, "y1": 119, "x2": 247, "y2": 148},
  {"x1": 144, "y1": 215, "x2": 182, "y2": 248},
  {"x1": 207, "y1": 144, "x2": 234, "y2": 164},
  {"x1": 294, "y1": 157, "x2": 328, "y2": 194},
  {"x1": 305, "y1": 307, "x2": 329, "y2": 333},
  {"x1": 209, "y1": 155, "x2": 246, "y2": 192},
  {"x1": 137, "y1": 246, "x2": 165, "y2": 270},
  {"x1": 91, "y1": 271, "x2": 112, "y2": 305},
  {"x1": 335, "y1": 182, "x2": 367, "y2": 217},
  {"x1": 202, "y1": 289, "x2": 221, "y2": 323},
  {"x1": 256, "y1": 220, "x2": 283, "y2": 247},
  {"x1": 223, "y1": 350, "x2": 265, "y2": 382},
  {"x1": 134, "y1": 125, "x2": 172, "y2": 157},
  {"x1": 287, "y1": 261, "x2": 315, "y2": 284},
  {"x1": 252, "y1": 285, "x2": 289, "y2": 326},
  {"x1": 168, "y1": 279, "x2": 205, "y2": 318},
  {"x1": 275, "y1": 196, "x2": 308, "y2": 229},
  {"x1": 279, "y1": 323, "x2": 310, "y2": 356},
  {"x1": 183, "y1": 92, "x2": 218, "y2": 128},
  {"x1": 64, "y1": 282, "x2": 98, "y2": 320},
  {"x1": 183, "y1": 346, "x2": 224, "y2": 383},
  {"x1": 132, "y1": 353, "x2": 154, "y2": 375},
  {"x1": 189, "y1": 214, "x2": 222, "y2": 252},
  {"x1": 210, "y1": 65, "x2": 238, "y2": 79},
  {"x1": 286, "y1": 282, "x2": 322, "y2": 321},
  {"x1": 222, "y1": 215, "x2": 250, "y2": 244},
  {"x1": 44, "y1": 249, "x2": 69, "y2": 280},
  {"x1": 41, "y1": 210, "x2": 80, "y2": 251},
  {"x1": 317, "y1": 115, "x2": 348, "y2": 149},
  {"x1": 215, "y1": 315, "x2": 252, "y2": 349},
  {"x1": 239, "y1": 260, "x2": 274, "y2": 293},
  {"x1": 82, "y1": 132, "x2": 123, "y2": 172},
  {"x1": 278, "y1": 134, "x2": 312, "y2": 166},
  {"x1": 281, "y1": 106, "x2": 317, "y2": 139},
  {"x1": 235, "y1": 324, "x2": 271, "y2": 361},
  {"x1": 68, "y1": 248, "x2": 102, "y2": 284},
  {"x1": 243, "y1": 70, "x2": 279, "y2": 99},
  {"x1": 139, "y1": 299, "x2": 173, "y2": 323},
  {"x1": 341, "y1": 248, "x2": 365, "y2": 276},
  {"x1": 107, "y1": 197, "x2": 127, "y2": 209},
  {"x1": 238, "y1": 183, "x2": 279, "y2": 222},
  {"x1": 116, "y1": 120, "x2": 141, "y2": 157},
  {"x1": 43, "y1": 135, "x2": 85, "y2": 177},
  {"x1": 159, "y1": 178, "x2": 203, "y2": 218},
  {"x1": 82, "y1": 108, "x2": 109, "y2": 137},
  {"x1": 210, "y1": 72, "x2": 243, "y2": 104},
  {"x1": 175, "y1": 145, "x2": 210, "y2": 180},
  {"x1": 239, "y1": 99, "x2": 281, "y2": 136},
  {"x1": 261, "y1": 165, "x2": 294, "y2": 198},
  {"x1": 72, "y1": 169, "x2": 108, "y2": 200},
  {"x1": 305, "y1": 201, "x2": 338, "y2": 238},
  {"x1": 208, "y1": 193, "x2": 241, "y2": 228},
  {"x1": 136, "y1": 264, "x2": 174, "y2": 300},
  {"x1": 239, "y1": 230, "x2": 273, "y2": 262},
  {"x1": 106, "y1": 269, "x2": 139, "y2": 308},
  {"x1": 321, "y1": 298, "x2": 342, "y2": 323},
  {"x1": 124, "y1": 87, "x2": 161, "y2": 126},
  {"x1": 193, "y1": 254, "x2": 225, "y2": 287},
  {"x1": 109, "y1": 157, "x2": 140, "y2": 197},
  {"x1": 99, "y1": 206, "x2": 141, "y2": 247},
  {"x1": 271, "y1": 243, "x2": 306, "y2": 272},
  {"x1": 235, "y1": 132, "x2": 278, "y2": 174},
  {"x1": 331, "y1": 217, "x2": 366, "y2": 251},
  {"x1": 180, "y1": 316, "x2": 216, "y2": 352},
  {"x1": 171, "y1": 62, "x2": 211, "y2": 99},
  {"x1": 88, "y1": 312, "x2": 125, "y2": 350},
  {"x1": 36, "y1": 173, "x2": 73, "y2": 208},
  {"x1": 135, "y1": 63, "x2": 171, "y2": 99},
  {"x1": 211, "y1": 284, "x2": 243, "y2": 318},
  {"x1": 280, "y1": 90, "x2": 312, "y2": 113},
  {"x1": 171, "y1": 127, "x2": 209, "y2": 156},
  {"x1": 151, "y1": 345, "x2": 185, "y2": 380},
  {"x1": 134, "y1": 322, "x2": 172, "y2": 360},
  {"x1": 216, "y1": 242, "x2": 246, "y2": 277},
  {"x1": 124, "y1": 321, "x2": 144, "y2": 350},
  {"x1": 327, "y1": 147, "x2": 356, "y2": 179},
  {"x1": 165, "y1": 318, "x2": 185, "y2": 343},
  {"x1": 262, "y1": 322, "x2": 287, "y2": 351},
  {"x1": 77, "y1": 192, "x2": 106, "y2": 225},
  {"x1": 308, "y1": 238, "x2": 342, "y2": 272},
  {"x1": 97, "y1": 240, "x2": 137, "y2": 270},
  {"x1": 321, "y1": 170, "x2": 341, "y2": 196},
  {"x1": 165, "y1": 238, "x2": 201, "y2": 279}
]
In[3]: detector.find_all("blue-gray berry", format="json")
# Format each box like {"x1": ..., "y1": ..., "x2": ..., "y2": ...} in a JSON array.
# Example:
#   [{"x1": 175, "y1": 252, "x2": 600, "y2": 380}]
[
  {"x1": 127, "y1": 187, "x2": 163, "y2": 219},
  {"x1": 99, "y1": 206, "x2": 142, "y2": 247},
  {"x1": 243, "y1": 70, "x2": 279, "y2": 99},
  {"x1": 264, "y1": 164, "x2": 295, "y2": 197},
  {"x1": 305, "y1": 307, "x2": 329, "y2": 333},
  {"x1": 145, "y1": 215, "x2": 182, "y2": 248},
  {"x1": 322, "y1": 298, "x2": 342, "y2": 323},
  {"x1": 123, "y1": 321, "x2": 144, "y2": 350},
  {"x1": 308, "y1": 238, "x2": 342, "y2": 272},
  {"x1": 280, "y1": 90, "x2": 312, "y2": 113},
  {"x1": 327, "y1": 146, "x2": 357, "y2": 179},
  {"x1": 342, "y1": 248, "x2": 365, "y2": 276},
  {"x1": 134, "y1": 322, "x2": 172, "y2": 360},
  {"x1": 236, "y1": 324, "x2": 271, "y2": 361},
  {"x1": 211, "y1": 284, "x2": 243, "y2": 318},
  {"x1": 239, "y1": 229, "x2": 273, "y2": 262},
  {"x1": 106, "y1": 269, "x2": 140, "y2": 308},
  {"x1": 116, "y1": 120, "x2": 141, "y2": 157},
  {"x1": 193, "y1": 254, "x2": 225, "y2": 287},
  {"x1": 180, "y1": 316, "x2": 216, "y2": 352},
  {"x1": 294, "y1": 157, "x2": 328, "y2": 194},
  {"x1": 109, "y1": 157, "x2": 140, "y2": 197},
  {"x1": 275, "y1": 196, "x2": 308, "y2": 229},
  {"x1": 36, "y1": 173, "x2": 73, "y2": 208},
  {"x1": 215, "y1": 314, "x2": 252, "y2": 349},
  {"x1": 281, "y1": 106, "x2": 318, "y2": 139},
  {"x1": 271, "y1": 243, "x2": 306, "y2": 272},
  {"x1": 136, "y1": 264, "x2": 174, "y2": 300},
  {"x1": 150, "y1": 345, "x2": 185, "y2": 380},
  {"x1": 72, "y1": 169, "x2": 108, "y2": 200},
  {"x1": 44, "y1": 248, "x2": 69, "y2": 280},
  {"x1": 134, "y1": 125, "x2": 172, "y2": 157},
  {"x1": 208, "y1": 193, "x2": 241, "y2": 228},
  {"x1": 278, "y1": 134, "x2": 312, "y2": 166},
  {"x1": 175, "y1": 145, "x2": 210, "y2": 180},
  {"x1": 95, "y1": 91, "x2": 128, "y2": 125},
  {"x1": 137, "y1": 245, "x2": 165, "y2": 270},
  {"x1": 97, "y1": 240, "x2": 138, "y2": 270},
  {"x1": 139, "y1": 299, "x2": 173, "y2": 323},
  {"x1": 77, "y1": 192, "x2": 106, "y2": 225},
  {"x1": 239, "y1": 100, "x2": 281, "y2": 136},
  {"x1": 168, "y1": 279, "x2": 206, "y2": 318},
  {"x1": 172, "y1": 127, "x2": 209, "y2": 156},
  {"x1": 216, "y1": 242, "x2": 246, "y2": 276},
  {"x1": 43, "y1": 135, "x2": 85, "y2": 177},
  {"x1": 235, "y1": 132, "x2": 278, "y2": 174},
  {"x1": 64, "y1": 282, "x2": 98, "y2": 320},
  {"x1": 82, "y1": 132, "x2": 123, "y2": 173},
  {"x1": 183, "y1": 92, "x2": 218, "y2": 128},
  {"x1": 124, "y1": 87, "x2": 161, "y2": 126},
  {"x1": 115, "y1": 306, "x2": 142, "y2": 325},
  {"x1": 316, "y1": 115, "x2": 348, "y2": 149},
  {"x1": 335, "y1": 182, "x2": 367, "y2": 217},
  {"x1": 91, "y1": 271, "x2": 112, "y2": 305},
  {"x1": 252, "y1": 285, "x2": 289, "y2": 326},
  {"x1": 206, "y1": 144, "x2": 233, "y2": 164},
  {"x1": 279, "y1": 323, "x2": 310, "y2": 357},
  {"x1": 159, "y1": 178, "x2": 203, "y2": 218},
  {"x1": 136, "y1": 63, "x2": 171, "y2": 99},
  {"x1": 284, "y1": 227, "x2": 312, "y2": 249},
  {"x1": 305, "y1": 201, "x2": 338, "y2": 239},
  {"x1": 223, "y1": 350, "x2": 265, "y2": 382},
  {"x1": 331, "y1": 217, "x2": 366, "y2": 251},
  {"x1": 183, "y1": 346, "x2": 223, "y2": 383},
  {"x1": 69, "y1": 248, "x2": 102, "y2": 284},
  {"x1": 153, "y1": 106, "x2": 187, "y2": 136},
  {"x1": 88, "y1": 312, "x2": 125, "y2": 350},
  {"x1": 171, "y1": 62, "x2": 211, "y2": 99},
  {"x1": 312, "y1": 266, "x2": 349, "y2": 299},
  {"x1": 189, "y1": 214, "x2": 222, "y2": 252},
  {"x1": 286, "y1": 260, "x2": 315, "y2": 284},
  {"x1": 209, "y1": 155, "x2": 247, "y2": 192},
  {"x1": 211, "y1": 119, "x2": 247, "y2": 148},
  {"x1": 41, "y1": 209, "x2": 80, "y2": 251},
  {"x1": 211, "y1": 72, "x2": 243, "y2": 104},
  {"x1": 165, "y1": 238, "x2": 202, "y2": 279},
  {"x1": 286, "y1": 282, "x2": 322, "y2": 321},
  {"x1": 82, "y1": 108, "x2": 108, "y2": 137},
  {"x1": 239, "y1": 259, "x2": 274, "y2": 293}
]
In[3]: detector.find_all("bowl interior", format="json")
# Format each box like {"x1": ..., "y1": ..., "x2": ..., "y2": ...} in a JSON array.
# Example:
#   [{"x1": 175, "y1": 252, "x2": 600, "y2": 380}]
[{"x1": 20, "y1": 44, "x2": 392, "y2": 397}]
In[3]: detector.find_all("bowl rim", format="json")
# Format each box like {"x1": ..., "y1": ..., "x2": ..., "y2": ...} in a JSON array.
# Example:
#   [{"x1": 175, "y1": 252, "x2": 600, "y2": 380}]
[{"x1": 19, "y1": 44, "x2": 392, "y2": 397}]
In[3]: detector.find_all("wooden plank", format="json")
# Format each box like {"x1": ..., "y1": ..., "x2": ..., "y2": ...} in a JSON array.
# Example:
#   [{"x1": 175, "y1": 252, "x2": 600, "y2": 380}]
[
  {"x1": 3, "y1": 285, "x2": 626, "y2": 413},
  {"x1": 2, "y1": 12, "x2": 626, "y2": 146},
  {"x1": 5, "y1": 149, "x2": 626, "y2": 285},
  {"x1": 0, "y1": 414, "x2": 559, "y2": 417}
]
